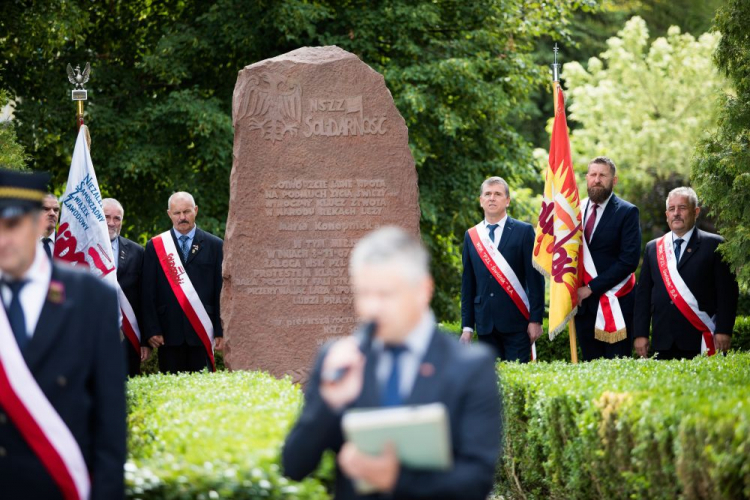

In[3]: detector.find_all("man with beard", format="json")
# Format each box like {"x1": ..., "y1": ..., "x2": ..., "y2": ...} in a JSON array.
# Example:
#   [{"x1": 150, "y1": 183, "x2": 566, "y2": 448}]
[
  {"x1": 103, "y1": 198, "x2": 150, "y2": 376},
  {"x1": 633, "y1": 187, "x2": 738, "y2": 359},
  {"x1": 575, "y1": 157, "x2": 641, "y2": 360},
  {"x1": 40, "y1": 194, "x2": 59, "y2": 260},
  {"x1": 141, "y1": 192, "x2": 224, "y2": 373}
]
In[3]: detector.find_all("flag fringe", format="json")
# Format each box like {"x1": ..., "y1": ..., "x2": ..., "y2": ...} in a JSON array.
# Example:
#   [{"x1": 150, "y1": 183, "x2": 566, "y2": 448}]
[
  {"x1": 595, "y1": 327, "x2": 627, "y2": 344},
  {"x1": 532, "y1": 259, "x2": 551, "y2": 278},
  {"x1": 548, "y1": 306, "x2": 578, "y2": 340}
]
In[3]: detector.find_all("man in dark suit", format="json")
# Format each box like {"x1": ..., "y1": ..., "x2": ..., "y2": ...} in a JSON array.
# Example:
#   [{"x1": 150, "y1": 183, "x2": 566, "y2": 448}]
[
  {"x1": 141, "y1": 191, "x2": 224, "y2": 373},
  {"x1": 575, "y1": 157, "x2": 641, "y2": 360},
  {"x1": 103, "y1": 198, "x2": 149, "y2": 376},
  {"x1": 460, "y1": 176, "x2": 545, "y2": 362},
  {"x1": 0, "y1": 168, "x2": 126, "y2": 499},
  {"x1": 634, "y1": 187, "x2": 739, "y2": 359},
  {"x1": 39, "y1": 193, "x2": 59, "y2": 259},
  {"x1": 283, "y1": 227, "x2": 501, "y2": 500}
]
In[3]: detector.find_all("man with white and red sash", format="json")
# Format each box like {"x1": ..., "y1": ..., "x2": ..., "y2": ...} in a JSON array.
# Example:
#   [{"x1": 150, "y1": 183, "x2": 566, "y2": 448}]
[
  {"x1": 104, "y1": 198, "x2": 150, "y2": 376},
  {"x1": 634, "y1": 187, "x2": 738, "y2": 359},
  {"x1": 141, "y1": 191, "x2": 224, "y2": 373},
  {"x1": 461, "y1": 177, "x2": 544, "y2": 362},
  {"x1": 575, "y1": 157, "x2": 641, "y2": 361},
  {"x1": 0, "y1": 168, "x2": 126, "y2": 499}
]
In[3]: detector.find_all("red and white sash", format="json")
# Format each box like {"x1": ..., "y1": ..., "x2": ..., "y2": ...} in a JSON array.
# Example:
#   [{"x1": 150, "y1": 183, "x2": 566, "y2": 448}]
[
  {"x1": 581, "y1": 230, "x2": 635, "y2": 344},
  {"x1": 469, "y1": 222, "x2": 537, "y2": 359},
  {"x1": 117, "y1": 287, "x2": 141, "y2": 355},
  {"x1": 0, "y1": 306, "x2": 90, "y2": 500},
  {"x1": 656, "y1": 234, "x2": 716, "y2": 355},
  {"x1": 153, "y1": 231, "x2": 216, "y2": 371}
]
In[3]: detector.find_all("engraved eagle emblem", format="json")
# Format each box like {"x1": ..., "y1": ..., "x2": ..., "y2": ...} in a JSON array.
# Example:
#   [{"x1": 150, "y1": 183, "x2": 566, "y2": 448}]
[
  {"x1": 66, "y1": 63, "x2": 91, "y2": 89},
  {"x1": 236, "y1": 73, "x2": 302, "y2": 143}
]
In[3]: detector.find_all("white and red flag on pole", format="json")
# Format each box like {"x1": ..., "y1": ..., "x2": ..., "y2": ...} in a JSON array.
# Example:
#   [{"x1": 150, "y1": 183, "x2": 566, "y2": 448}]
[{"x1": 54, "y1": 126, "x2": 141, "y2": 353}]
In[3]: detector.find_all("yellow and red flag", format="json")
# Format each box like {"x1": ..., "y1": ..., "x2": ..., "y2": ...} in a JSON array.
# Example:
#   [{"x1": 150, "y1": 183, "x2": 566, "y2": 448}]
[{"x1": 532, "y1": 84, "x2": 583, "y2": 338}]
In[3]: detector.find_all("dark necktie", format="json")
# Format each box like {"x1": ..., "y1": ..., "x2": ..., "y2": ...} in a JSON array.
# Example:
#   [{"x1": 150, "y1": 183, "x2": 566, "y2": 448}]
[
  {"x1": 674, "y1": 238, "x2": 684, "y2": 263},
  {"x1": 42, "y1": 237, "x2": 52, "y2": 259},
  {"x1": 487, "y1": 223, "x2": 499, "y2": 243},
  {"x1": 382, "y1": 345, "x2": 408, "y2": 407},
  {"x1": 584, "y1": 203, "x2": 599, "y2": 244},
  {"x1": 179, "y1": 235, "x2": 190, "y2": 261},
  {"x1": 4, "y1": 279, "x2": 29, "y2": 351}
]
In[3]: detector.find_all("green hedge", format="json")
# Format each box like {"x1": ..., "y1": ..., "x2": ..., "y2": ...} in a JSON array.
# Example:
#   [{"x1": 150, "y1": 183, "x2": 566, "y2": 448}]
[
  {"x1": 497, "y1": 353, "x2": 750, "y2": 499},
  {"x1": 125, "y1": 371, "x2": 330, "y2": 499}
]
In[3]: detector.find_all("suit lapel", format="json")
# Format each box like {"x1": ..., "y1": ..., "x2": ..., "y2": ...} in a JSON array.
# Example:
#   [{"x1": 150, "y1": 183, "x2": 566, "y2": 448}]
[
  {"x1": 405, "y1": 329, "x2": 445, "y2": 406},
  {"x1": 117, "y1": 236, "x2": 128, "y2": 278},
  {"x1": 24, "y1": 267, "x2": 73, "y2": 370},
  {"x1": 591, "y1": 195, "x2": 618, "y2": 243},
  {"x1": 677, "y1": 229, "x2": 701, "y2": 270},
  {"x1": 185, "y1": 229, "x2": 205, "y2": 266},
  {"x1": 498, "y1": 218, "x2": 513, "y2": 254}
]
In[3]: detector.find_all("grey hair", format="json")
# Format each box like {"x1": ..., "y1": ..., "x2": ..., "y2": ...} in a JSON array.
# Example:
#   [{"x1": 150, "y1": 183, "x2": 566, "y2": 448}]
[
  {"x1": 480, "y1": 176, "x2": 510, "y2": 197},
  {"x1": 588, "y1": 156, "x2": 617, "y2": 176},
  {"x1": 43, "y1": 193, "x2": 60, "y2": 203},
  {"x1": 102, "y1": 198, "x2": 124, "y2": 217},
  {"x1": 168, "y1": 191, "x2": 196, "y2": 210},
  {"x1": 349, "y1": 226, "x2": 430, "y2": 283},
  {"x1": 666, "y1": 187, "x2": 699, "y2": 210}
]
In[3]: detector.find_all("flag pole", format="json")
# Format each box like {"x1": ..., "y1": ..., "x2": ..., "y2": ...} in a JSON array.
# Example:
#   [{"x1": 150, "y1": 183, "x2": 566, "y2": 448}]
[
  {"x1": 552, "y1": 44, "x2": 579, "y2": 364},
  {"x1": 68, "y1": 63, "x2": 90, "y2": 131}
]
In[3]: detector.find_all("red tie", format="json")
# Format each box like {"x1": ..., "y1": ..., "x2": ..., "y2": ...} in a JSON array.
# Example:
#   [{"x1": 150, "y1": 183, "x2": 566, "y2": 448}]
[{"x1": 584, "y1": 203, "x2": 599, "y2": 244}]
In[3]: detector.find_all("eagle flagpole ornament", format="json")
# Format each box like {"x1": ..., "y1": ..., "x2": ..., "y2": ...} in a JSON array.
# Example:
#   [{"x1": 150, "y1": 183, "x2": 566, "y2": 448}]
[{"x1": 67, "y1": 63, "x2": 90, "y2": 130}]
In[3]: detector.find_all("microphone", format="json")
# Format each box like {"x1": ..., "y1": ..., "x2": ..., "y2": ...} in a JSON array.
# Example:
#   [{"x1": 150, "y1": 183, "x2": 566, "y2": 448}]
[{"x1": 320, "y1": 321, "x2": 377, "y2": 384}]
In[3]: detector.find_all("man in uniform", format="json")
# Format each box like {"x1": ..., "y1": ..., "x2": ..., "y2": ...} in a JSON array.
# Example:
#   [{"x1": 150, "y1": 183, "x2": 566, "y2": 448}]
[
  {"x1": 141, "y1": 191, "x2": 224, "y2": 373},
  {"x1": 0, "y1": 168, "x2": 126, "y2": 499}
]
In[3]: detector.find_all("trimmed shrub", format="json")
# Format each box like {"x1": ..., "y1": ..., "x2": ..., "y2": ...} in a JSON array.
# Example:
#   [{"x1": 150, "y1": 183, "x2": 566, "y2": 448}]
[
  {"x1": 497, "y1": 353, "x2": 750, "y2": 499},
  {"x1": 126, "y1": 371, "x2": 330, "y2": 499}
]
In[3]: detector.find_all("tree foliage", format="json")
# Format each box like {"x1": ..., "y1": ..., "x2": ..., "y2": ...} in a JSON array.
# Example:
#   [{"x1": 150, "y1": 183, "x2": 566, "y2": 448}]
[
  {"x1": 0, "y1": 0, "x2": 594, "y2": 319},
  {"x1": 562, "y1": 16, "x2": 724, "y2": 241},
  {"x1": 692, "y1": 0, "x2": 750, "y2": 287},
  {"x1": 0, "y1": 90, "x2": 28, "y2": 170}
]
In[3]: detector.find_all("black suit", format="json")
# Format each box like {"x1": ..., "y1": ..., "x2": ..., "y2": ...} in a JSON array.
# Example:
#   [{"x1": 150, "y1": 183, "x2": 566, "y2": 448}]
[
  {"x1": 0, "y1": 265, "x2": 126, "y2": 499},
  {"x1": 283, "y1": 328, "x2": 502, "y2": 500},
  {"x1": 575, "y1": 195, "x2": 641, "y2": 360},
  {"x1": 115, "y1": 235, "x2": 145, "y2": 376},
  {"x1": 461, "y1": 217, "x2": 545, "y2": 361},
  {"x1": 141, "y1": 227, "x2": 223, "y2": 373},
  {"x1": 634, "y1": 229, "x2": 739, "y2": 356}
]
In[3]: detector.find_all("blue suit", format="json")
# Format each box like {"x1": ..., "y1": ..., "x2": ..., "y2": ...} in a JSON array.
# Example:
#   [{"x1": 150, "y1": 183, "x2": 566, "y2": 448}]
[
  {"x1": 283, "y1": 329, "x2": 502, "y2": 500},
  {"x1": 575, "y1": 194, "x2": 641, "y2": 360},
  {"x1": 461, "y1": 217, "x2": 545, "y2": 361}
]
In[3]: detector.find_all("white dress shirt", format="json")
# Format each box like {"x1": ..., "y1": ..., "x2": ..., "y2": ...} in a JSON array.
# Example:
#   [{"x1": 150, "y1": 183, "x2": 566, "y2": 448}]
[
  {"x1": 373, "y1": 310, "x2": 436, "y2": 401},
  {"x1": 483, "y1": 214, "x2": 508, "y2": 245},
  {"x1": 671, "y1": 226, "x2": 695, "y2": 262},
  {"x1": 0, "y1": 243, "x2": 53, "y2": 339},
  {"x1": 583, "y1": 192, "x2": 613, "y2": 240},
  {"x1": 40, "y1": 233, "x2": 56, "y2": 257},
  {"x1": 111, "y1": 236, "x2": 120, "y2": 270}
]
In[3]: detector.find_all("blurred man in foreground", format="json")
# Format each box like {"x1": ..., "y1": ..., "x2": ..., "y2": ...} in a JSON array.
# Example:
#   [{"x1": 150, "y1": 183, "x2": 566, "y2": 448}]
[
  {"x1": 0, "y1": 168, "x2": 126, "y2": 499},
  {"x1": 283, "y1": 226, "x2": 501, "y2": 500}
]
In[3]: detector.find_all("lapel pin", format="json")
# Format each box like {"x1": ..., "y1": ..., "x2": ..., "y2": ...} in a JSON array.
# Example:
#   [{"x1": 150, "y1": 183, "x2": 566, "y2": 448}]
[
  {"x1": 47, "y1": 280, "x2": 66, "y2": 304},
  {"x1": 687, "y1": 248, "x2": 692, "y2": 253},
  {"x1": 419, "y1": 362, "x2": 435, "y2": 377},
  {"x1": 191, "y1": 244, "x2": 199, "y2": 255}
]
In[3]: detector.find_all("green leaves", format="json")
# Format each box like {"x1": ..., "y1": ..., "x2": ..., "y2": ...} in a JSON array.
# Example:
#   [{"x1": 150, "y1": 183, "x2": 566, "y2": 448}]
[
  {"x1": 497, "y1": 353, "x2": 750, "y2": 499},
  {"x1": 126, "y1": 371, "x2": 330, "y2": 499}
]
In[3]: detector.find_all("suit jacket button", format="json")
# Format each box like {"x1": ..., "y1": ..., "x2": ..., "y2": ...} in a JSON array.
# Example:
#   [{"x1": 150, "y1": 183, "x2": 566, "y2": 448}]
[
  {"x1": 669, "y1": 301, "x2": 674, "y2": 305},
  {"x1": 0, "y1": 447, "x2": 6, "y2": 457},
  {"x1": 490, "y1": 293, "x2": 494, "y2": 297},
  {"x1": 57, "y1": 376, "x2": 67, "y2": 387},
  {"x1": 0, "y1": 413, "x2": 6, "y2": 424}
]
